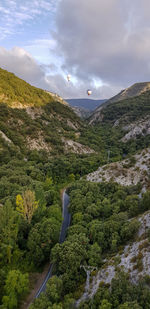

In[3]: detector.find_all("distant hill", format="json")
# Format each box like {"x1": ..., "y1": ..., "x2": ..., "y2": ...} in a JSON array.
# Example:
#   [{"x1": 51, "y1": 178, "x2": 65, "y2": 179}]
[
  {"x1": 66, "y1": 98, "x2": 106, "y2": 111},
  {"x1": 89, "y1": 82, "x2": 150, "y2": 124}
]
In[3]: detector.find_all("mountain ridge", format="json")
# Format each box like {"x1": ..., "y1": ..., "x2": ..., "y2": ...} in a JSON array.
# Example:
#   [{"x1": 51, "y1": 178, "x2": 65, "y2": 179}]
[
  {"x1": 66, "y1": 98, "x2": 106, "y2": 111},
  {"x1": 89, "y1": 82, "x2": 150, "y2": 124}
]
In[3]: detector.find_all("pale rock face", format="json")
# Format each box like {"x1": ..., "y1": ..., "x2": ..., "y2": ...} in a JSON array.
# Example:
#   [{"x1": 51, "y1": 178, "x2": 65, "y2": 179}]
[
  {"x1": 121, "y1": 117, "x2": 150, "y2": 142},
  {"x1": 0, "y1": 130, "x2": 12, "y2": 144},
  {"x1": 45, "y1": 91, "x2": 68, "y2": 106},
  {"x1": 62, "y1": 137, "x2": 95, "y2": 154},
  {"x1": 26, "y1": 107, "x2": 43, "y2": 119},
  {"x1": 77, "y1": 211, "x2": 150, "y2": 305},
  {"x1": 26, "y1": 134, "x2": 52, "y2": 152},
  {"x1": 87, "y1": 148, "x2": 150, "y2": 189}
]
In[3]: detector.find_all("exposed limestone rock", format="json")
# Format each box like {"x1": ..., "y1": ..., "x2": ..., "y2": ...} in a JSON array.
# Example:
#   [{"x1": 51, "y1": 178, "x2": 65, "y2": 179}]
[
  {"x1": 0, "y1": 130, "x2": 12, "y2": 144},
  {"x1": 62, "y1": 137, "x2": 95, "y2": 154},
  {"x1": 26, "y1": 134, "x2": 51, "y2": 152},
  {"x1": 67, "y1": 120, "x2": 79, "y2": 131},
  {"x1": 121, "y1": 117, "x2": 150, "y2": 142},
  {"x1": 45, "y1": 91, "x2": 68, "y2": 106},
  {"x1": 26, "y1": 107, "x2": 43, "y2": 119},
  {"x1": 87, "y1": 148, "x2": 150, "y2": 189},
  {"x1": 77, "y1": 211, "x2": 150, "y2": 304}
]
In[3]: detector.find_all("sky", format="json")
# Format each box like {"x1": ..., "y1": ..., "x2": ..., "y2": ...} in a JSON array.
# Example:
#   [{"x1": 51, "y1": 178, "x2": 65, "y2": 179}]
[{"x1": 0, "y1": 0, "x2": 150, "y2": 99}]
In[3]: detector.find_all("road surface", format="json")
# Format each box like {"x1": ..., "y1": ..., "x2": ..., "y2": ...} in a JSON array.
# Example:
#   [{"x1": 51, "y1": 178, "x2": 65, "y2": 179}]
[{"x1": 35, "y1": 190, "x2": 71, "y2": 298}]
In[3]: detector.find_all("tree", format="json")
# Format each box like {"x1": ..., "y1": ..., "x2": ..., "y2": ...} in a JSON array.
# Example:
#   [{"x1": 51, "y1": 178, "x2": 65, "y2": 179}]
[
  {"x1": 16, "y1": 190, "x2": 38, "y2": 223},
  {"x1": 43, "y1": 177, "x2": 53, "y2": 191},
  {"x1": 63, "y1": 295, "x2": 75, "y2": 309},
  {"x1": 99, "y1": 299, "x2": 112, "y2": 309},
  {"x1": 27, "y1": 218, "x2": 61, "y2": 265},
  {"x1": 119, "y1": 302, "x2": 142, "y2": 309},
  {"x1": 51, "y1": 240, "x2": 87, "y2": 276},
  {"x1": 142, "y1": 191, "x2": 150, "y2": 212},
  {"x1": 46, "y1": 276, "x2": 63, "y2": 303},
  {"x1": 29, "y1": 293, "x2": 52, "y2": 309},
  {"x1": 125, "y1": 195, "x2": 140, "y2": 217},
  {"x1": 0, "y1": 200, "x2": 19, "y2": 263},
  {"x1": 2, "y1": 270, "x2": 29, "y2": 309},
  {"x1": 88, "y1": 242, "x2": 102, "y2": 267}
]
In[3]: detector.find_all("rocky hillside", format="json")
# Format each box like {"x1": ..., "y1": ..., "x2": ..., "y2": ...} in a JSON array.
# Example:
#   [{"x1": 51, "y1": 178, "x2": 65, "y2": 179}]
[
  {"x1": 87, "y1": 147, "x2": 150, "y2": 190},
  {"x1": 105, "y1": 82, "x2": 150, "y2": 105},
  {"x1": 89, "y1": 82, "x2": 150, "y2": 124},
  {"x1": 77, "y1": 209, "x2": 150, "y2": 305},
  {"x1": 0, "y1": 68, "x2": 96, "y2": 157}
]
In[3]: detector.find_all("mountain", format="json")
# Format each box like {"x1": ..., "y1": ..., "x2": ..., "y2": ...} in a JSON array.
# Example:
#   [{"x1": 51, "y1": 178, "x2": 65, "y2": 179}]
[
  {"x1": 0, "y1": 68, "x2": 96, "y2": 158},
  {"x1": 89, "y1": 82, "x2": 150, "y2": 124},
  {"x1": 66, "y1": 98, "x2": 106, "y2": 111},
  {"x1": 66, "y1": 99, "x2": 106, "y2": 119},
  {"x1": 104, "y1": 82, "x2": 150, "y2": 105},
  {"x1": 2, "y1": 67, "x2": 150, "y2": 309}
]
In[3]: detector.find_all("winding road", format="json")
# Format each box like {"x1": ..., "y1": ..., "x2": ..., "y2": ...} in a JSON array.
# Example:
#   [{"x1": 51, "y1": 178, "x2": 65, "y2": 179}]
[{"x1": 35, "y1": 190, "x2": 71, "y2": 298}]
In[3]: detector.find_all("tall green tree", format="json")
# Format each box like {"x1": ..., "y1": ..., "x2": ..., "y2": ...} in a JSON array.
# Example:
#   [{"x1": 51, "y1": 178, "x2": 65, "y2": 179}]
[
  {"x1": 2, "y1": 270, "x2": 29, "y2": 309},
  {"x1": 0, "y1": 200, "x2": 19, "y2": 263}
]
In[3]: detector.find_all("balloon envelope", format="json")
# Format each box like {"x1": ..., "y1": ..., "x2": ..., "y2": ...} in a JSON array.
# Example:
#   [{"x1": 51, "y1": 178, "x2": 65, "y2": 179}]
[
  {"x1": 87, "y1": 89, "x2": 92, "y2": 96},
  {"x1": 67, "y1": 74, "x2": 71, "y2": 81}
]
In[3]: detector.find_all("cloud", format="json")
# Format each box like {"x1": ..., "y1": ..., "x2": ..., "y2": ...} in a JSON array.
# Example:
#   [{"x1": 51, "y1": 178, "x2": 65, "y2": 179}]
[
  {"x1": 0, "y1": 47, "x2": 45, "y2": 85},
  {"x1": 0, "y1": 46, "x2": 115, "y2": 99},
  {"x1": 54, "y1": 0, "x2": 150, "y2": 87},
  {"x1": 0, "y1": 0, "x2": 57, "y2": 40}
]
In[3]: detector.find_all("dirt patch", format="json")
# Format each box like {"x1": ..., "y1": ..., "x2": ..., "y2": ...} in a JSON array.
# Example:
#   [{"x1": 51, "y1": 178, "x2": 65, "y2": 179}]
[{"x1": 20, "y1": 263, "x2": 50, "y2": 309}]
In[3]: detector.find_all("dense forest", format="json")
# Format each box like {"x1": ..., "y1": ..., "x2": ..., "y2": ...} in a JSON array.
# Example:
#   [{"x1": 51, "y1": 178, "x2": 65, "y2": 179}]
[
  {"x1": 30, "y1": 182, "x2": 150, "y2": 309},
  {"x1": 1, "y1": 68, "x2": 150, "y2": 308}
]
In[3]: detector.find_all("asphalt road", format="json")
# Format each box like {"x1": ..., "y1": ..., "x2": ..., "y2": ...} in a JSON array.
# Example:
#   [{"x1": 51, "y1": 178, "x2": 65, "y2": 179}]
[{"x1": 35, "y1": 190, "x2": 71, "y2": 298}]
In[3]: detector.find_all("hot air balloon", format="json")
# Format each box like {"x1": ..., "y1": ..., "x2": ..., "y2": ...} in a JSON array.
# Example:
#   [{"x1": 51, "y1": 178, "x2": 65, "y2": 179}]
[
  {"x1": 67, "y1": 74, "x2": 71, "y2": 82},
  {"x1": 87, "y1": 89, "x2": 92, "y2": 96}
]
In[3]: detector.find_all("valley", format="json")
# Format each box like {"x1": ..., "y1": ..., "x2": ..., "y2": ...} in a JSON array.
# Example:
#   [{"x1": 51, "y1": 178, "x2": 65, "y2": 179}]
[{"x1": 1, "y1": 68, "x2": 150, "y2": 309}]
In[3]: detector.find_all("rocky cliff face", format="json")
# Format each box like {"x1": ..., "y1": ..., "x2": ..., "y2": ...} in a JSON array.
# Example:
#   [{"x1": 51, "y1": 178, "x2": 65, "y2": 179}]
[
  {"x1": 77, "y1": 209, "x2": 150, "y2": 305},
  {"x1": 87, "y1": 147, "x2": 150, "y2": 190}
]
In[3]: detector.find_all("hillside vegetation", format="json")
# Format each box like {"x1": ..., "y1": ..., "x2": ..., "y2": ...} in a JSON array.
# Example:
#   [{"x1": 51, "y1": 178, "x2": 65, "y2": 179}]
[
  {"x1": 101, "y1": 91, "x2": 150, "y2": 125},
  {"x1": 104, "y1": 82, "x2": 150, "y2": 105},
  {"x1": 0, "y1": 67, "x2": 55, "y2": 107},
  {"x1": 89, "y1": 82, "x2": 150, "y2": 125},
  {"x1": 1, "y1": 68, "x2": 150, "y2": 309}
]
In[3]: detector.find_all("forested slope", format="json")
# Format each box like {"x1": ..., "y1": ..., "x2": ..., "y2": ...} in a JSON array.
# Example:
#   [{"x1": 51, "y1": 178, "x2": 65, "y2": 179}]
[{"x1": 1, "y1": 68, "x2": 150, "y2": 309}]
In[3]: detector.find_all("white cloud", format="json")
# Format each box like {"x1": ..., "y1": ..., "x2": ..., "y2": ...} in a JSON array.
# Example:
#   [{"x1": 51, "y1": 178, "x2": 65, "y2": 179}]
[
  {"x1": 0, "y1": 46, "x2": 115, "y2": 99},
  {"x1": 0, "y1": 46, "x2": 45, "y2": 85},
  {"x1": 0, "y1": 0, "x2": 58, "y2": 40},
  {"x1": 54, "y1": 0, "x2": 150, "y2": 87}
]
